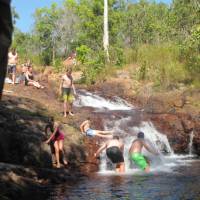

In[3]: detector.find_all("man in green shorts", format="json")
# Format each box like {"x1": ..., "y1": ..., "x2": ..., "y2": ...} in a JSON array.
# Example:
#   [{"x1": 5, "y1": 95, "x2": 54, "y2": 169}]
[
  {"x1": 60, "y1": 68, "x2": 76, "y2": 117},
  {"x1": 129, "y1": 132, "x2": 158, "y2": 172}
]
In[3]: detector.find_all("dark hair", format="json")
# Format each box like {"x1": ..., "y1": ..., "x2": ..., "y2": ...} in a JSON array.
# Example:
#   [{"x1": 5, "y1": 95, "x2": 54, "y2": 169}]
[
  {"x1": 48, "y1": 116, "x2": 54, "y2": 123},
  {"x1": 66, "y1": 67, "x2": 72, "y2": 73},
  {"x1": 137, "y1": 131, "x2": 144, "y2": 139},
  {"x1": 87, "y1": 117, "x2": 91, "y2": 121},
  {"x1": 113, "y1": 135, "x2": 119, "y2": 140}
]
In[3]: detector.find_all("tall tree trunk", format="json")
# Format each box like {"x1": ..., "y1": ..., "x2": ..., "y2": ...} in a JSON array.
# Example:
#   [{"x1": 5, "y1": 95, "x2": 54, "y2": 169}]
[{"x1": 103, "y1": 0, "x2": 110, "y2": 62}]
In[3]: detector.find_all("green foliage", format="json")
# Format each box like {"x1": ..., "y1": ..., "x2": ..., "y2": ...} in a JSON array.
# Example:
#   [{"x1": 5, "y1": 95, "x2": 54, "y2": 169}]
[
  {"x1": 76, "y1": 45, "x2": 91, "y2": 64},
  {"x1": 81, "y1": 50, "x2": 105, "y2": 84},
  {"x1": 13, "y1": 0, "x2": 200, "y2": 87},
  {"x1": 135, "y1": 44, "x2": 187, "y2": 88},
  {"x1": 53, "y1": 58, "x2": 63, "y2": 72}
]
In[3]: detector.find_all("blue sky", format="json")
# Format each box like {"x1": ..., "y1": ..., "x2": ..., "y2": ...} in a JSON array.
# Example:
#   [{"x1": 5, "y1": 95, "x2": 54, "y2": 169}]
[{"x1": 12, "y1": 0, "x2": 172, "y2": 33}]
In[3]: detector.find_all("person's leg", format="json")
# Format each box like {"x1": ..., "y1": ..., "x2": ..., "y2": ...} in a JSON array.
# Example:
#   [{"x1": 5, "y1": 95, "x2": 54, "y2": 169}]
[
  {"x1": 144, "y1": 165, "x2": 150, "y2": 173},
  {"x1": 12, "y1": 67, "x2": 16, "y2": 84},
  {"x1": 58, "y1": 140, "x2": 68, "y2": 165},
  {"x1": 95, "y1": 130, "x2": 113, "y2": 135},
  {"x1": 63, "y1": 100, "x2": 67, "y2": 117},
  {"x1": 0, "y1": 3, "x2": 13, "y2": 99},
  {"x1": 119, "y1": 162, "x2": 125, "y2": 172},
  {"x1": 54, "y1": 141, "x2": 61, "y2": 168},
  {"x1": 95, "y1": 132, "x2": 113, "y2": 139},
  {"x1": 50, "y1": 141, "x2": 56, "y2": 167}
]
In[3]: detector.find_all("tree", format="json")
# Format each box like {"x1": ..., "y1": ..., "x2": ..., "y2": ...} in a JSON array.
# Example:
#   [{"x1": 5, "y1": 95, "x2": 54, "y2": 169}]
[{"x1": 103, "y1": 0, "x2": 110, "y2": 62}]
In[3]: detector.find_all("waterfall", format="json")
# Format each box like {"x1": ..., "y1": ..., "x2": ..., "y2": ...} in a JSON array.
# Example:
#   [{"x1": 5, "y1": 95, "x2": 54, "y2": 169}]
[
  {"x1": 188, "y1": 131, "x2": 194, "y2": 155},
  {"x1": 75, "y1": 90, "x2": 192, "y2": 174}
]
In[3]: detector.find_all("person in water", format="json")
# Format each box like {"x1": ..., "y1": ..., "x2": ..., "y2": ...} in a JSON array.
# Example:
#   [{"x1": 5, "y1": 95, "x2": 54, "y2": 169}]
[
  {"x1": 44, "y1": 117, "x2": 56, "y2": 167},
  {"x1": 45, "y1": 121, "x2": 68, "y2": 168},
  {"x1": 80, "y1": 117, "x2": 113, "y2": 138},
  {"x1": 60, "y1": 68, "x2": 76, "y2": 117},
  {"x1": 94, "y1": 135, "x2": 125, "y2": 172},
  {"x1": 129, "y1": 132, "x2": 158, "y2": 172}
]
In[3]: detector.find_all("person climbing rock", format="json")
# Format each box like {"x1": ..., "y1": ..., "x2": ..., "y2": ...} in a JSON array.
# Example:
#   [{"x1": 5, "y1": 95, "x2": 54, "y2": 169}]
[
  {"x1": 129, "y1": 132, "x2": 158, "y2": 172},
  {"x1": 80, "y1": 117, "x2": 113, "y2": 139},
  {"x1": 45, "y1": 121, "x2": 68, "y2": 168},
  {"x1": 45, "y1": 117, "x2": 56, "y2": 167},
  {"x1": 94, "y1": 135, "x2": 125, "y2": 172}
]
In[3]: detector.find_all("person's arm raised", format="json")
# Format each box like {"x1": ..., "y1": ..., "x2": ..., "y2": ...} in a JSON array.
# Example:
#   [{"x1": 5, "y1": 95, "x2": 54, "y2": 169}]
[
  {"x1": 143, "y1": 140, "x2": 158, "y2": 155},
  {"x1": 45, "y1": 123, "x2": 58, "y2": 144},
  {"x1": 80, "y1": 120, "x2": 87, "y2": 135}
]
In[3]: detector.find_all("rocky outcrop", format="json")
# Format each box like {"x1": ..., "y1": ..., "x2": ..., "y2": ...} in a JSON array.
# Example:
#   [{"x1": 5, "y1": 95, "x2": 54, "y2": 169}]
[{"x1": 0, "y1": 93, "x2": 99, "y2": 199}]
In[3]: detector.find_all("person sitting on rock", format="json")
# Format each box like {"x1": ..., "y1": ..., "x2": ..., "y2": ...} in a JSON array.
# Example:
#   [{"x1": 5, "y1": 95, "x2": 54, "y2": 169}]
[
  {"x1": 25, "y1": 66, "x2": 44, "y2": 89},
  {"x1": 129, "y1": 132, "x2": 158, "y2": 173},
  {"x1": 45, "y1": 121, "x2": 68, "y2": 168},
  {"x1": 80, "y1": 117, "x2": 113, "y2": 139},
  {"x1": 94, "y1": 135, "x2": 125, "y2": 172}
]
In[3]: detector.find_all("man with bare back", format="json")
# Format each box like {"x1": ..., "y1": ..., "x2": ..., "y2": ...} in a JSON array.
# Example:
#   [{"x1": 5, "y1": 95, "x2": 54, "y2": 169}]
[
  {"x1": 94, "y1": 135, "x2": 125, "y2": 172},
  {"x1": 129, "y1": 132, "x2": 158, "y2": 172},
  {"x1": 60, "y1": 68, "x2": 76, "y2": 117}
]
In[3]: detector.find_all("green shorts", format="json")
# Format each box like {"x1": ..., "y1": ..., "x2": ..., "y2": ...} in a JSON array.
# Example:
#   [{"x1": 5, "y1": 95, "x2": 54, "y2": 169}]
[
  {"x1": 130, "y1": 153, "x2": 148, "y2": 170},
  {"x1": 62, "y1": 87, "x2": 74, "y2": 103}
]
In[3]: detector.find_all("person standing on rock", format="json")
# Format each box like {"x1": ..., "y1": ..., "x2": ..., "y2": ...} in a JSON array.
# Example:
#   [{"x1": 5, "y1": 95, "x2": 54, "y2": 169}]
[
  {"x1": 7, "y1": 48, "x2": 18, "y2": 84},
  {"x1": 80, "y1": 117, "x2": 113, "y2": 139},
  {"x1": 94, "y1": 135, "x2": 125, "y2": 172},
  {"x1": 60, "y1": 68, "x2": 76, "y2": 117},
  {"x1": 129, "y1": 132, "x2": 158, "y2": 173},
  {"x1": 45, "y1": 121, "x2": 68, "y2": 168}
]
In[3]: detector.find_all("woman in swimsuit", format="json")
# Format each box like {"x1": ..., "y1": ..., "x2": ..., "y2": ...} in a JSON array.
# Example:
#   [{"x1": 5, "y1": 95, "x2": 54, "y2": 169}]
[
  {"x1": 25, "y1": 66, "x2": 44, "y2": 89},
  {"x1": 45, "y1": 121, "x2": 68, "y2": 168}
]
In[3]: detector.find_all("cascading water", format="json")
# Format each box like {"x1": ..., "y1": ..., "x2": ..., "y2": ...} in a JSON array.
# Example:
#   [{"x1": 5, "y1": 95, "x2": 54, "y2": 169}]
[
  {"x1": 188, "y1": 131, "x2": 194, "y2": 155},
  {"x1": 75, "y1": 90, "x2": 196, "y2": 174}
]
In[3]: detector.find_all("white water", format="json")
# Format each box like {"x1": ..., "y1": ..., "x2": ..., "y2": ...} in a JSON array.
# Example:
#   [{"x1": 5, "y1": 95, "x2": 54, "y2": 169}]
[
  {"x1": 76, "y1": 90, "x2": 196, "y2": 174},
  {"x1": 75, "y1": 90, "x2": 133, "y2": 110},
  {"x1": 188, "y1": 131, "x2": 194, "y2": 155}
]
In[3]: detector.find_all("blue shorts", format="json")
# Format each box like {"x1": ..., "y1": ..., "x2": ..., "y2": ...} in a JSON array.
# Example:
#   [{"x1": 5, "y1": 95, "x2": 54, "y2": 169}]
[{"x1": 86, "y1": 129, "x2": 95, "y2": 137}]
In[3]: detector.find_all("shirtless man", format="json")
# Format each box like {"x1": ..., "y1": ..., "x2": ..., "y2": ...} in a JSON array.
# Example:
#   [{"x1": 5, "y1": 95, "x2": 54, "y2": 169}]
[
  {"x1": 129, "y1": 132, "x2": 158, "y2": 172},
  {"x1": 94, "y1": 136, "x2": 125, "y2": 172},
  {"x1": 80, "y1": 117, "x2": 113, "y2": 138},
  {"x1": 8, "y1": 48, "x2": 18, "y2": 84},
  {"x1": 60, "y1": 68, "x2": 76, "y2": 117}
]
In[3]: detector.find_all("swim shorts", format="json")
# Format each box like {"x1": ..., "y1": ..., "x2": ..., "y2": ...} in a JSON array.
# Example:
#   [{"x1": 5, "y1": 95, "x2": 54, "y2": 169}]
[
  {"x1": 106, "y1": 146, "x2": 124, "y2": 164},
  {"x1": 86, "y1": 128, "x2": 95, "y2": 137},
  {"x1": 130, "y1": 153, "x2": 148, "y2": 170},
  {"x1": 62, "y1": 87, "x2": 74, "y2": 103},
  {"x1": 7, "y1": 64, "x2": 16, "y2": 74}
]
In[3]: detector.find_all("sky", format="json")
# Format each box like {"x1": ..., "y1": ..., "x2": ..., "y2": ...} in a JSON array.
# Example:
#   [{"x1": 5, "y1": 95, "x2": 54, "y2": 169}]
[{"x1": 12, "y1": 0, "x2": 172, "y2": 33}]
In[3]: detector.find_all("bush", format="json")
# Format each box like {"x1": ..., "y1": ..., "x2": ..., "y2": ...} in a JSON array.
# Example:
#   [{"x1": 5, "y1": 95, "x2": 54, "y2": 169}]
[
  {"x1": 109, "y1": 46, "x2": 125, "y2": 67},
  {"x1": 53, "y1": 58, "x2": 63, "y2": 72},
  {"x1": 134, "y1": 43, "x2": 187, "y2": 88},
  {"x1": 76, "y1": 45, "x2": 91, "y2": 64},
  {"x1": 180, "y1": 25, "x2": 200, "y2": 84}
]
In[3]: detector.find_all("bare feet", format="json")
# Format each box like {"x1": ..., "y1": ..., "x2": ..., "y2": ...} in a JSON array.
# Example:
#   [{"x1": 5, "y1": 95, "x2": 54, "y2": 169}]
[
  {"x1": 69, "y1": 111, "x2": 74, "y2": 116},
  {"x1": 56, "y1": 163, "x2": 61, "y2": 168},
  {"x1": 63, "y1": 159, "x2": 68, "y2": 166}
]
